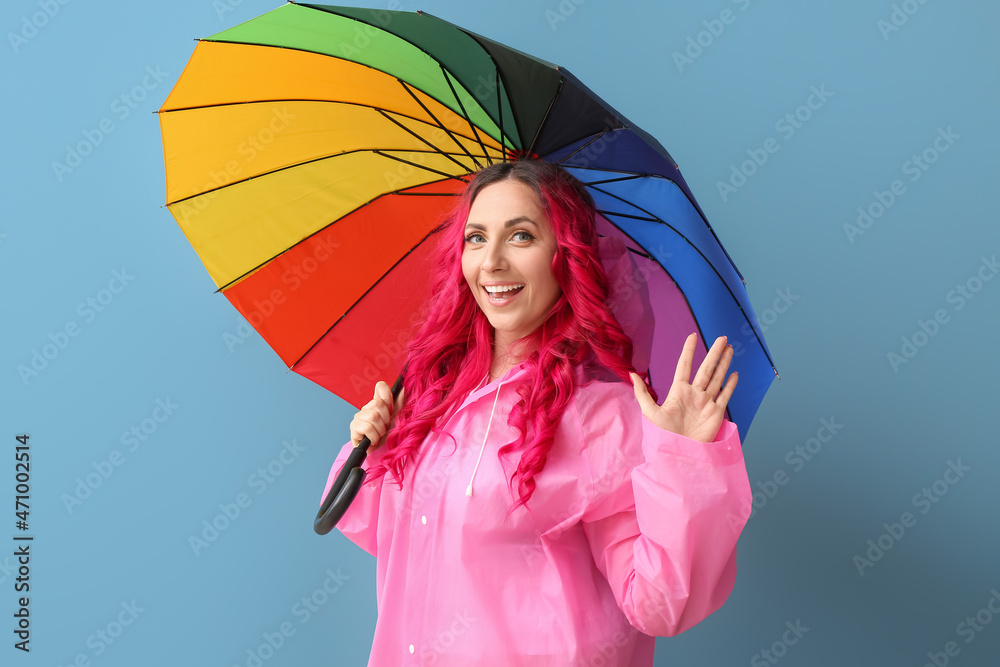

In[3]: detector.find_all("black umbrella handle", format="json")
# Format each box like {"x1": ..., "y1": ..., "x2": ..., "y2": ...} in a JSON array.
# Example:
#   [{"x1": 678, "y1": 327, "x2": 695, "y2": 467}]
[{"x1": 314, "y1": 372, "x2": 405, "y2": 535}]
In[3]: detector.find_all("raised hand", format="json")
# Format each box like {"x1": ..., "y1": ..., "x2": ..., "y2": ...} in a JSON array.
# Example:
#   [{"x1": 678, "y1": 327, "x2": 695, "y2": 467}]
[{"x1": 630, "y1": 333, "x2": 738, "y2": 444}]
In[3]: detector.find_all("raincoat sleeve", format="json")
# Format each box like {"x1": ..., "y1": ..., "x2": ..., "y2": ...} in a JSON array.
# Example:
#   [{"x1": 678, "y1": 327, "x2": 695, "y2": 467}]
[
  {"x1": 320, "y1": 441, "x2": 385, "y2": 558},
  {"x1": 579, "y1": 383, "x2": 752, "y2": 637}
]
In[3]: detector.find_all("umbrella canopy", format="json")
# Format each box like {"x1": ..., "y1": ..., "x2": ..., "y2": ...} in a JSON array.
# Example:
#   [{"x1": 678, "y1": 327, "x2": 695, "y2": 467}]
[{"x1": 158, "y1": 2, "x2": 777, "y2": 440}]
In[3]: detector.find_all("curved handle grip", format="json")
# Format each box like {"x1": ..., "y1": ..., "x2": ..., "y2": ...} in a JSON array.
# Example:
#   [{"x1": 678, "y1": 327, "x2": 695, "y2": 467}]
[{"x1": 314, "y1": 372, "x2": 405, "y2": 536}]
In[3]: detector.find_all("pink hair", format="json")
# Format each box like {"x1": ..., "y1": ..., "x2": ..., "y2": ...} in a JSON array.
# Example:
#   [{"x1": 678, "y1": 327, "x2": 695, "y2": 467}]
[{"x1": 366, "y1": 160, "x2": 650, "y2": 520}]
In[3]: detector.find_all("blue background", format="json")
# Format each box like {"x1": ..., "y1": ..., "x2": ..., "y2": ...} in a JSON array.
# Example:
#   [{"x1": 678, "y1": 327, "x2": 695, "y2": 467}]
[{"x1": 3, "y1": 0, "x2": 999, "y2": 665}]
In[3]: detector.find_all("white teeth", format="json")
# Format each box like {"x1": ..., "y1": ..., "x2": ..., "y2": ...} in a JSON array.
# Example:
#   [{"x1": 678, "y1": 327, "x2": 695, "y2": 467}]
[{"x1": 484, "y1": 285, "x2": 524, "y2": 293}]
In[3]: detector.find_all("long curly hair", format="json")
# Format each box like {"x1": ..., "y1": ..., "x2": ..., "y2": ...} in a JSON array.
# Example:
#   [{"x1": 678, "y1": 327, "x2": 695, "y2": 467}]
[{"x1": 366, "y1": 159, "x2": 645, "y2": 518}]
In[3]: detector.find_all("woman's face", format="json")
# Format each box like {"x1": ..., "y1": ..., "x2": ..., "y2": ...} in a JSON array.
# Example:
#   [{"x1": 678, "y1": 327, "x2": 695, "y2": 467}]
[{"x1": 462, "y1": 178, "x2": 562, "y2": 350}]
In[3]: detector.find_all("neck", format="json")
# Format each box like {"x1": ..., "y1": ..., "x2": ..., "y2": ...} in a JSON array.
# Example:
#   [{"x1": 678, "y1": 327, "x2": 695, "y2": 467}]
[
  {"x1": 490, "y1": 334, "x2": 537, "y2": 381},
  {"x1": 488, "y1": 362, "x2": 510, "y2": 383}
]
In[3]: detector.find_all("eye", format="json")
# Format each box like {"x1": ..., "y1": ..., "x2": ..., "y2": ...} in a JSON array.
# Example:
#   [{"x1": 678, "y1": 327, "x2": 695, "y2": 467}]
[
  {"x1": 511, "y1": 231, "x2": 534, "y2": 242},
  {"x1": 464, "y1": 232, "x2": 485, "y2": 244}
]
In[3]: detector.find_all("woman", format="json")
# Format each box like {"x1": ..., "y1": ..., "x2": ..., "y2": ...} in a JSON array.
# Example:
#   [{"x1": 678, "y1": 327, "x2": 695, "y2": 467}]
[{"x1": 321, "y1": 159, "x2": 752, "y2": 666}]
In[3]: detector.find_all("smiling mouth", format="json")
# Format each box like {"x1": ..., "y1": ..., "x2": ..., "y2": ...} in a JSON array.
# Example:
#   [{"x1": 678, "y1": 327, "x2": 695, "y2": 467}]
[{"x1": 483, "y1": 285, "x2": 524, "y2": 302}]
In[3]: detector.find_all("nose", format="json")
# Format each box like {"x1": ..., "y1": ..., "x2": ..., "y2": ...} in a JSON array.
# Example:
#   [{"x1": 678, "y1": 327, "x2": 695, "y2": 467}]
[{"x1": 481, "y1": 239, "x2": 508, "y2": 273}]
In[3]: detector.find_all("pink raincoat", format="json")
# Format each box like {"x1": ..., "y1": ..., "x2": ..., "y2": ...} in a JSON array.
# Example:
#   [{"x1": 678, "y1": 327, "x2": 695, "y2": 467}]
[{"x1": 321, "y1": 361, "x2": 752, "y2": 666}]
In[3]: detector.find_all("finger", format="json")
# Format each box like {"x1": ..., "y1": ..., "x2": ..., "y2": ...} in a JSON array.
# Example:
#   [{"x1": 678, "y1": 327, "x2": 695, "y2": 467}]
[
  {"x1": 369, "y1": 398, "x2": 392, "y2": 429},
  {"x1": 366, "y1": 404, "x2": 392, "y2": 434},
  {"x1": 692, "y1": 335, "x2": 727, "y2": 389},
  {"x1": 369, "y1": 381, "x2": 394, "y2": 424},
  {"x1": 368, "y1": 420, "x2": 387, "y2": 449},
  {"x1": 349, "y1": 415, "x2": 370, "y2": 446},
  {"x1": 351, "y1": 420, "x2": 371, "y2": 447},
  {"x1": 694, "y1": 335, "x2": 727, "y2": 388},
  {"x1": 357, "y1": 402, "x2": 389, "y2": 436},
  {"x1": 715, "y1": 370, "x2": 739, "y2": 410},
  {"x1": 705, "y1": 344, "x2": 734, "y2": 397},
  {"x1": 353, "y1": 414, "x2": 387, "y2": 448},
  {"x1": 631, "y1": 372, "x2": 659, "y2": 418},
  {"x1": 375, "y1": 381, "x2": 395, "y2": 414},
  {"x1": 672, "y1": 333, "x2": 698, "y2": 386}
]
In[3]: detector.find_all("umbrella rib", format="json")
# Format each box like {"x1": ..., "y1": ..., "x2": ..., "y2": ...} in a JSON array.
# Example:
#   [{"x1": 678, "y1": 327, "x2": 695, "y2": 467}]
[
  {"x1": 580, "y1": 169, "x2": 747, "y2": 285},
  {"x1": 439, "y1": 65, "x2": 493, "y2": 165},
  {"x1": 374, "y1": 150, "x2": 473, "y2": 183},
  {"x1": 160, "y1": 97, "x2": 497, "y2": 157},
  {"x1": 215, "y1": 178, "x2": 463, "y2": 292},
  {"x1": 554, "y1": 127, "x2": 621, "y2": 166},
  {"x1": 564, "y1": 163, "x2": 746, "y2": 284},
  {"x1": 392, "y1": 191, "x2": 462, "y2": 196},
  {"x1": 594, "y1": 220, "x2": 716, "y2": 388},
  {"x1": 596, "y1": 219, "x2": 776, "y2": 388},
  {"x1": 558, "y1": 163, "x2": 669, "y2": 183},
  {"x1": 376, "y1": 109, "x2": 477, "y2": 175},
  {"x1": 453, "y1": 30, "x2": 528, "y2": 155},
  {"x1": 580, "y1": 175, "x2": 644, "y2": 187},
  {"x1": 591, "y1": 185, "x2": 778, "y2": 373},
  {"x1": 527, "y1": 77, "x2": 564, "y2": 158},
  {"x1": 563, "y1": 164, "x2": 656, "y2": 176},
  {"x1": 162, "y1": 100, "x2": 500, "y2": 206},
  {"x1": 184, "y1": 33, "x2": 508, "y2": 164},
  {"x1": 287, "y1": 225, "x2": 446, "y2": 370},
  {"x1": 381, "y1": 180, "x2": 469, "y2": 197},
  {"x1": 273, "y1": 4, "x2": 504, "y2": 163},
  {"x1": 594, "y1": 210, "x2": 659, "y2": 223},
  {"x1": 560, "y1": 163, "x2": 747, "y2": 285},
  {"x1": 168, "y1": 148, "x2": 470, "y2": 206},
  {"x1": 397, "y1": 80, "x2": 484, "y2": 170},
  {"x1": 496, "y1": 72, "x2": 506, "y2": 163}
]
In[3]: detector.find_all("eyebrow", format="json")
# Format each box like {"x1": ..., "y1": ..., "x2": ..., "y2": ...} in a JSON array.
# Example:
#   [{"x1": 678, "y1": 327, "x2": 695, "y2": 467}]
[{"x1": 464, "y1": 216, "x2": 539, "y2": 231}]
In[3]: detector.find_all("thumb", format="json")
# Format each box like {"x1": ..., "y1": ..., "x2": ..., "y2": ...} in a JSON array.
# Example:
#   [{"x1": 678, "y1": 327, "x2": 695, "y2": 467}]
[{"x1": 630, "y1": 373, "x2": 658, "y2": 418}]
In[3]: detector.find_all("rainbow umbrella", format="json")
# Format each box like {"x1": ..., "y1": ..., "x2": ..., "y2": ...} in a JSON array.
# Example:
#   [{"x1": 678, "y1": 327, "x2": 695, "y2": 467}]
[{"x1": 157, "y1": 2, "x2": 777, "y2": 441}]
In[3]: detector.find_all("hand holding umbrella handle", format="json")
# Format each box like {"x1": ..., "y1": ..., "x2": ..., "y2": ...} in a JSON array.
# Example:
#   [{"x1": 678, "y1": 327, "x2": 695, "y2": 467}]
[{"x1": 314, "y1": 372, "x2": 405, "y2": 535}]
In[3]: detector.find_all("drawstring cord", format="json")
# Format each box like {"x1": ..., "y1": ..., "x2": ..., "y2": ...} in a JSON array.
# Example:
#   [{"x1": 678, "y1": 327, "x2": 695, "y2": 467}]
[{"x1": 466, "y1": 373, "x2": 503, "y2": 497}]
